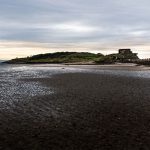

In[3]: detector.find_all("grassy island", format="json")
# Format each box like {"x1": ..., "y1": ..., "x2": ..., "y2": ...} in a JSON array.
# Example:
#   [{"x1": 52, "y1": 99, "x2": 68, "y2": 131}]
[{"x1": 5, "y1": 49, "x2": 141, "y2": 64}]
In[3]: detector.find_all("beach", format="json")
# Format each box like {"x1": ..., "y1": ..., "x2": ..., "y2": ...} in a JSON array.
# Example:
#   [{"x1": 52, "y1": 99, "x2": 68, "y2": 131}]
[{"x1": 0, "y1": 64, "x2": 150, "y2": 150}]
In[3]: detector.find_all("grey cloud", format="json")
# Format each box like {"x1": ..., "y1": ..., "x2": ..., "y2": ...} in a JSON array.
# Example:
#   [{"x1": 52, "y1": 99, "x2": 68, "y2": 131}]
[{"x1": 0, "y1": 0, "x2": 150, "y2": 58}]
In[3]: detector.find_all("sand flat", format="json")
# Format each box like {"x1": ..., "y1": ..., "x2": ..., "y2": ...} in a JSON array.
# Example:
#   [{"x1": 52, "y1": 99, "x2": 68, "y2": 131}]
[{"x1": 0, "y1": 64, "x2": 150, "y2": 150}]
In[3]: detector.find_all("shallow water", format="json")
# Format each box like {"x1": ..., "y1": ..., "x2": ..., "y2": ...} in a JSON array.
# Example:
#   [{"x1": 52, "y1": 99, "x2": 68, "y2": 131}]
[{"x1": 0, "y1": 64, "x2": 150, "y2": 104}]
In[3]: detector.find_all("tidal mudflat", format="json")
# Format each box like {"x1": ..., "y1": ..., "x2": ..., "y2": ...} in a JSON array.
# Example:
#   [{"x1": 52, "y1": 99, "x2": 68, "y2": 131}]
[{"x1": 0, "y1": 64, "x2": 150, "y2": 150}]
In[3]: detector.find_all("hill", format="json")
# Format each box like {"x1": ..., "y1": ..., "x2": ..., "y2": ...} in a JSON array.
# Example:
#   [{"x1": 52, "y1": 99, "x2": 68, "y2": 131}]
[
  {"x1": 5, "y1": 50, "x2": 140, "y2": 64},
  {"x1": 5, "y1": 52, "x2": 103, "y2": 64}
]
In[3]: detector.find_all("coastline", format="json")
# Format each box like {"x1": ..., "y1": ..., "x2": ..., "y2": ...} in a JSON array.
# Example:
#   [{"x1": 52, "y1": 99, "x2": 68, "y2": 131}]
[
  {"x1": 1, "y1": 62, "x2": 150, "y2": 71},
  {"x1": 0, "y1": 67, "x2": 150, "y2": 149}
]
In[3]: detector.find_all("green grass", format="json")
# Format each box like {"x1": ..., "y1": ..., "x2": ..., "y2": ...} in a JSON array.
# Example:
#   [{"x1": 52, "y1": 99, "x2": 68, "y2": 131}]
[
  {"x1": 6, "y1": 52, "x2": 103, "y2": 64},
  {"x1": 5, "y1": 51, "x2": 139, "y2": 64}
]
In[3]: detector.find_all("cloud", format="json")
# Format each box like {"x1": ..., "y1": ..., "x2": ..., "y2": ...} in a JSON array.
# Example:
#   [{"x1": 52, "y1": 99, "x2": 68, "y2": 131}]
[{"x1": 0, "y1": 0, "x2": 150, "y2": 59}]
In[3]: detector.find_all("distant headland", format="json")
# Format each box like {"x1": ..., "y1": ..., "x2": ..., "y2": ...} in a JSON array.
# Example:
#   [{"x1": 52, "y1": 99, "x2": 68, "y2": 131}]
[{"x1": 4, "y1": 49, "x2": 150, "y2": 66}]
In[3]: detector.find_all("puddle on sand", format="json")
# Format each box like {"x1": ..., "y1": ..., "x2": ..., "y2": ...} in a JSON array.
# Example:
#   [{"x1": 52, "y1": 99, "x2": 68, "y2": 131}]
[{"x1": 0, "y1": 65, "x2": 54, "y2": 105}]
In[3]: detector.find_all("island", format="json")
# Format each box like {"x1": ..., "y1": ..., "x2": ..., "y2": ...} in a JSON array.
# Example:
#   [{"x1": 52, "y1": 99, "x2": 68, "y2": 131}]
[{"x1": 4, "y1": 49, "x2": 150, "y2": 66}]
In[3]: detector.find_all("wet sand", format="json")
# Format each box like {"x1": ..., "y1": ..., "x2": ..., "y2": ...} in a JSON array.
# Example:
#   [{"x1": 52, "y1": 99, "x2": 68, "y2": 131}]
[
  {"x1": 66, "y1": 63, "x2": 150, "y2": 71},
  {"x1": 0, "y1": 71, "x2": 150, "y2": 150}
]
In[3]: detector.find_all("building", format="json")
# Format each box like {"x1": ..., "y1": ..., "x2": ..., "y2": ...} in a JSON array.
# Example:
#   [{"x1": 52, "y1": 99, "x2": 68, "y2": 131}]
[
  {"x1": 117, "y1": 49, "x2": 139, "y2": 62},
  {"x1": 119, "y1": 49, "x2": 132, "y2": 54}
]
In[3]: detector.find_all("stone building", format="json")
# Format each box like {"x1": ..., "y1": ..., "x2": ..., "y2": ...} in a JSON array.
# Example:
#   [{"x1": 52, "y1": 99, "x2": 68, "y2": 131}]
[
  {"x1": 118, "y1": 49, "x2": 138, "y2": 61},
  {"x1": 119, "y1": 49, "x2": 132, "y2": 54}
]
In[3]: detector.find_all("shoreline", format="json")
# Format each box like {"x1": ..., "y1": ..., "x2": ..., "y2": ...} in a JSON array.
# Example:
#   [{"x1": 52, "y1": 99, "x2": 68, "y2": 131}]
[
  {"x1": 1, "y1": 62, "x2": 150, "y2": 71},
  {"x1": 0, "y1": 71, "x2": 150, "y2": 149}
]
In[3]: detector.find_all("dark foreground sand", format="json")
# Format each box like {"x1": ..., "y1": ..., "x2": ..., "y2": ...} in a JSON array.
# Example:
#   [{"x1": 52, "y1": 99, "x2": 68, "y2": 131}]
[{"x1": 0, "y1": 73, "x2": 150, "y2": 150}]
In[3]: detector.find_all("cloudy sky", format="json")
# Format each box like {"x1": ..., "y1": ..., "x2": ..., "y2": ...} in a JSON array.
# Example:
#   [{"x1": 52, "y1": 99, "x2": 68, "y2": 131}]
[{"x1": 1, "y1": 0, "x2": 150, "y2": 59}]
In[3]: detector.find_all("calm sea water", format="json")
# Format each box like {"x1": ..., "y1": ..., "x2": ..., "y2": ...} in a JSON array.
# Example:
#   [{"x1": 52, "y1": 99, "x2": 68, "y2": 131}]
[{"x1": 0, "y1": 64, "x2": 150, "y2": 105}]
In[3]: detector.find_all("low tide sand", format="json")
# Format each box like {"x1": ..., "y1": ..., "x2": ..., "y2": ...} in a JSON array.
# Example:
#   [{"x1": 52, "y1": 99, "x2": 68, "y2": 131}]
[{"x1": 0, "y1": 65, "x2": 150, "y2": 150}]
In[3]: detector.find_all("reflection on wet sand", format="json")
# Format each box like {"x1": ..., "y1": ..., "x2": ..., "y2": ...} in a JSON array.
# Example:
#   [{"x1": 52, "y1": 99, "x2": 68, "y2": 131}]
[{"x1": 0, "y1": 64, "x2": 150, "y2": 149}]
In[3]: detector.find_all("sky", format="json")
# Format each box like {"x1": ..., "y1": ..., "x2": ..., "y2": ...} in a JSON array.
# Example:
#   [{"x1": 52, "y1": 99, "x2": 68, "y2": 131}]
[{"x1": 1, "y1": 0, "x2": 150, "y2": 59}]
